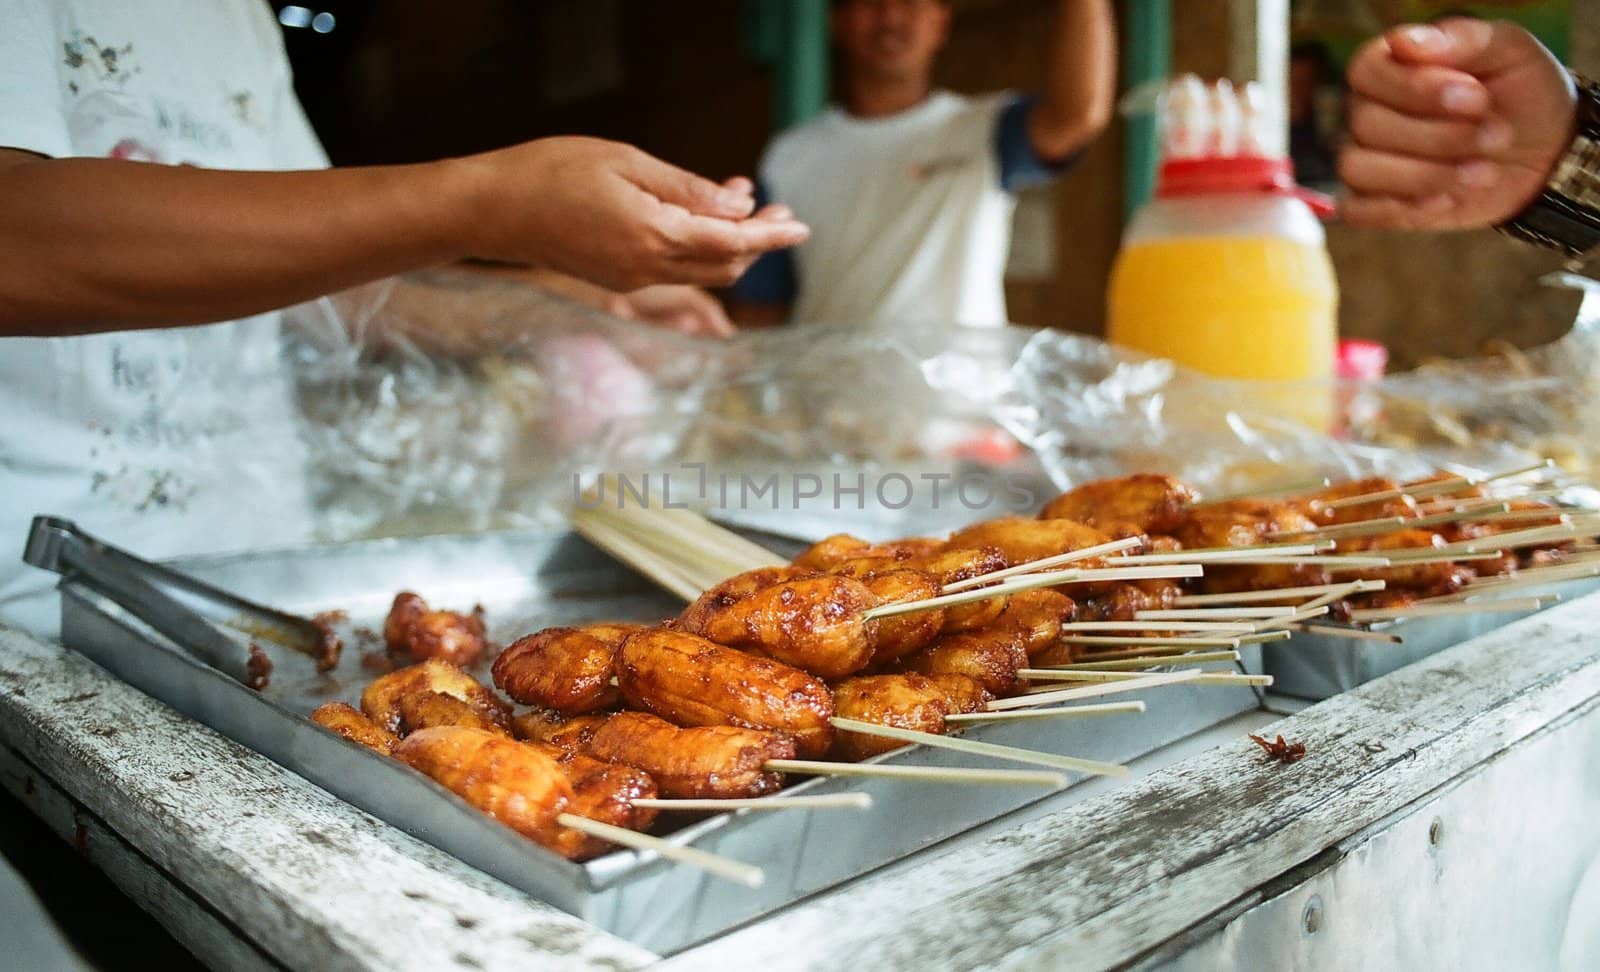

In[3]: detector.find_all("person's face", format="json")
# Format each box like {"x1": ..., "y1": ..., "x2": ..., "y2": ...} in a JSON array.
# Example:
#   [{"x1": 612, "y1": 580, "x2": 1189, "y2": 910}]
[{"x1": 832, "y1": 0, "x2": 951, "y2": 84}]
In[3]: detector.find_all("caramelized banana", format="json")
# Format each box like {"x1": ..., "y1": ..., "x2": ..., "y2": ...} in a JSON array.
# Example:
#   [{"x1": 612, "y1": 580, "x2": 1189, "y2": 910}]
[
  {"x1": 360, "y1": 659, "x2": 510, "y2": 736},
  {"x1": 310, "y1": 701, "x2": 399, "y2": 754},
  {"x1": 394, "y1": 727, "x2": 576, "y2": 855},
  {"x1": 511, "y1": 710, "x2": 617, "y2": 754},
  {"x1": 794, "y1": 534, "x2": 945, "y2": 571},
  {"x1": 616, "y1": 629, "x2": 835, "y2": 757},
  {"x1": 525, "y1": 743, "x2": 657, "y2": 859},
  {"x1": 678, "y1": 574, "x2": 880, "y2": 680},
  {"x1": 383, "y1": 591, "x2": 489, "y2": 667},
  {"x1": 999, "y1": 589, "x2": 1077, "y2": 657},
  {"x1": 397, "y1": 691, "x2": 511, "y2": 736},
  {"x1": 1038, "y1": 474, "x2": 1198, "y2": 534},
  {"x1": 587, "y1": 711, "x2": 794, "y2": 799},
  {"x1": 492, "y1": 623, "x2": 642, "y2": 714},
  {"x1": 902, "y1": 626, "x2": 1029, "y2": 697},
  {"x1": 831, "y1": 673, "x2": 991, "y2": 760}
]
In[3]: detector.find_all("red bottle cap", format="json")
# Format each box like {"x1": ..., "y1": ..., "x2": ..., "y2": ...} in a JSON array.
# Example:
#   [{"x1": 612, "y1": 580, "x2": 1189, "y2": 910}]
[{"x1": 1157, "y1": 156, "x2": 1336, "y2": 218}]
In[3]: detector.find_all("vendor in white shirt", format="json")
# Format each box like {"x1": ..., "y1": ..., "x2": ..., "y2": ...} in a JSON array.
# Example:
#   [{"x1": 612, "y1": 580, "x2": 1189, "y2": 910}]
[{"x1": 732, "y1": 0, "x2": 1116, "y2": 328}]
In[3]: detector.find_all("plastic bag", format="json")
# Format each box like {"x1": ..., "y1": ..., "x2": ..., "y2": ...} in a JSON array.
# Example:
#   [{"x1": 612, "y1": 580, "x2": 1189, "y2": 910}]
[{"x1": 282, "y1": 268, "x2": 1599, "y2": 547}]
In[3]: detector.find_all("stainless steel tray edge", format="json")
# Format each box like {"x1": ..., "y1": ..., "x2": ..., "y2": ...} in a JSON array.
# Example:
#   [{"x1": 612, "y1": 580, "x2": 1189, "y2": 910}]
[{"x1": 1264, "y1": 576, "x2": 1600, "y2": 700}]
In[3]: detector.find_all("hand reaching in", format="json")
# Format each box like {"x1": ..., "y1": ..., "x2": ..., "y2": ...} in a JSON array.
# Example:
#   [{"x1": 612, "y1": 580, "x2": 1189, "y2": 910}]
[
  {"x1": 1340, "y1": 19, "x2": 1576, "y2": 230},
  {"x1": 451, "y1": 138, "x2": 808, "y2": 290}
]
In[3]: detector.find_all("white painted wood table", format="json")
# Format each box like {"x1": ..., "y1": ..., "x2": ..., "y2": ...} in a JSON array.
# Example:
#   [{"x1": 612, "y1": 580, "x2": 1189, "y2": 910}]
[{"x1": 2, "y1": 593, "x2": 1598, "y2": 971}]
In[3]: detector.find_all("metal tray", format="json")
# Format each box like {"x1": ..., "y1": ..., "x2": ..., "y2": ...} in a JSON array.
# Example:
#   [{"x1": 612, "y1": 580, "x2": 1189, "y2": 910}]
[
  {"x1": 1264, "y1": 575, "x2": 1600, "y2": 701},
  {"x1": 50, "y1": 526, "x2": 1265, "y2": 954}
]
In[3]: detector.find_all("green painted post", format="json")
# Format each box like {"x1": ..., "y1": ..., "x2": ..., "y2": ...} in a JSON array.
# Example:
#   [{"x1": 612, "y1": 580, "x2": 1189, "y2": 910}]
[
  {"x1": 1123, "y1": 0, "x2": 1170, "y2": 222},
  {"x1": 778, "y1": 0, "x2": 830, "y2": 128},
  {"x1": 742, "y1": 0, "x2": 830, "y2": 131}
]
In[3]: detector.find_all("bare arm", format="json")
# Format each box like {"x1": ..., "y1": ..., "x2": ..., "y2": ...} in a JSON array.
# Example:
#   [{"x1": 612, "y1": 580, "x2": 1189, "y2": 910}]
[
  {"x1": 1028, "y1": 0, "x2": 1118, "y2": 161},
  {"x1": 0, "y1": 138, "x2": 807, "y2": 337}
]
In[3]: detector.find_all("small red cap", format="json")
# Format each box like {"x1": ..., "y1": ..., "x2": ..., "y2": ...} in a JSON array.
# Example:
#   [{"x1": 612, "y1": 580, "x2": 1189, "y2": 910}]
[
  {"x1": 1337, "y1": 339, "x2": 1388, "y2": 381},
  {"x1": 1157, "y1": 156, "x2": 1336, "y2": 217}
]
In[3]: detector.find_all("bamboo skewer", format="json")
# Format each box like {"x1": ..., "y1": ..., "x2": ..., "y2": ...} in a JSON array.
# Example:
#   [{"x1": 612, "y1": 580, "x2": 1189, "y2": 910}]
[
  {"x1": 1381, "y1": 524, "x2": 1581, "y2": 559},
  {"x1": 1133, "y1": 606, "x2": 1299, "y2": 619},
  {"x1": 1115, "y1": 543, "x2": 1327, "y2": 565},
  {"x1": 1037, "y1": 650, "x2": 1241, "y2": 671},
  {"x1": 1023, "y1": 669, "x2": 1273, "y2": 688},
  {"x1": 1173, "y1": 580, "x2": 1386, "y2": 606},
  {"x1": 1346, "y1": 597, "x2": 1554, "y2": 623},
  {"x1": 1243, "y1": 554, "x2": 1394, "y2": 567},
  {"x1": 944, "y1": 700, "x2": 1147, "y2": 724},
  {"x1": 1058, "y1": 620, "x2": 1262, "y2": 632},
  {"x1": 766, "y1": 760, "x2": 1068, "y2": 789},
  {"x1": 1068, "y1": 633, "x2": 1241, "y2": 649},
  {"x1": 630, "y1": 794, "x2": 874, "y2": 812},
  {"x1": 865, "y1": 564, "x2": 1205, "y2": 621},
  {"x1": 570, "y1": 514, "x2": 708, "y2": 601},
  {"x1": 828, "y1": 718, "x2": 1128, "y2": 778},
  {"x1": 986, "y1": 670, "x2": 1204, "y2": 711},
  {"x1": 556, "y1": 814, "x2": 765, "y2": 887},
  {"x1": 1186, "y1": 477, "x2": 1331, "y2": 508},
  {"x1": 940, "y1": 537, "x2": 1145, "y2": 593}
]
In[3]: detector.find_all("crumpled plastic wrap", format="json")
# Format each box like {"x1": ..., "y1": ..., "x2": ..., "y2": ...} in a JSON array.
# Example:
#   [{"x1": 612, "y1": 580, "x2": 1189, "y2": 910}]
[
  {"x1": 283, "y1": 268, "x2": 1600, "y2": 544},
  {"x1": 1000, "y1": 272, "x2": 1600, "y2": 501}
]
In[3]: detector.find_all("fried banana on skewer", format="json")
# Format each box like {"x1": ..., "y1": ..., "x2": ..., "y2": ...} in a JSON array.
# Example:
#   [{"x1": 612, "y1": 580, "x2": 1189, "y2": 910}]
[
  {"x1": 492, "y1": 623, "x2": 643, "y2": 714},
  {"x1": 361, "y1": 658, "x2": 510, "y2": 736},
  {"x1": 587, "y1": 711, "x2": 795, "y2": 799},
  {"x1": 793, "y1": 534, "x2": 946, "y2": 571},
  {"x1": 1038, "y1": 474, "x2": 1198, "y2": 535},
  {"x1": 830, "y1": 673, "x2": 991, "y2": 761},
  {"x1": 1347, "y1": 529, "x2": 1473, "y2": 597},
  {"x1": 947, "y1": 517, "x2": 1117, "y2": 568},
  {"x1": 849, "y1": 569, "x2": 946, "y2": 667},
  {"x1": 394, "y1": 727, "x2": 577, "y2": 855},
  {"x1": 397, "y1": 691, "x2": 511, "y2": 736},
  {"x1": 383, "y1": 591, "x2": 490, "y2": 667},
  {"x1": 901, "y1": 626, "x2": 1029, "y2": 697},
  {"x1": 524, "y1": 743, "x2": 658, "y2": 858},
  {"x1": 998, "y1": 589, "x2": 1077, "y2": 657},
  {"x1": 678, "y1": 574, "x2": 880, "y2": 680},
  {"x1": 310, "y1": 701, "x2": 399, "y2": 754},
  {"x1": 511, "y1": 709, "x2": 617, "y2": 754},
  {"x1": 677, "y1": 565, "x2": 819, "y2": 632},
  {"x1": 616, "y1": 629, "x2": 836, "y2": 758}
]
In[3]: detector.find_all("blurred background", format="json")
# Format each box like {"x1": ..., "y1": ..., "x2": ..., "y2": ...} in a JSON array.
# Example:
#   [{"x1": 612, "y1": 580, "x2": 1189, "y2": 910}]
[{"x1": 271, "y1": 0, "x2": 1596, "y2": 368}]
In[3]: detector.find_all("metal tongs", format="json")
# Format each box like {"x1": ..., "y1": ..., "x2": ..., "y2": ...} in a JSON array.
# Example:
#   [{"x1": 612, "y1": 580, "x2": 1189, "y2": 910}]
[{"x1": 23, "y1": 517, "x2": 341, "y2": 684}]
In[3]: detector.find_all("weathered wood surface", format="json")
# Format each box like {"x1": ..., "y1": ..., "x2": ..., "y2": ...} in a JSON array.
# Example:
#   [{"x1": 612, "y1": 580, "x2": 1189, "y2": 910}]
[
  {"x1": 0, "y1": 626, "x2": 656, "y2": 972},
  {"x1": 0, "y1": 743, "x2": 282, "y2": 972},
  {"x1": 662, "y1": 597, "x2": 1600, "y2": 971}
]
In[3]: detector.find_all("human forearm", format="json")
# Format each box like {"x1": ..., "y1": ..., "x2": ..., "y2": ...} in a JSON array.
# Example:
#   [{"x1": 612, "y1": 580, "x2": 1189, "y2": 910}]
[
  {"x1": 0, "y1": 151, "x2": 468, "y2": 336},
  {"x1": 1030, "y1": 0, "x2": 1117, "y2": 160},
  {"x1": 0, "y1": 137, "x2": 807, "y2": 338}
]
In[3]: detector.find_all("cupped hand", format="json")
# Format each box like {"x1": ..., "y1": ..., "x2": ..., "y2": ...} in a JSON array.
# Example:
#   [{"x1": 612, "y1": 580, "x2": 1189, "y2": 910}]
[
  {"x1": 452, "y1": 137, "x2": 809, "y2": 290},
  {"x1": 1340, "y1": 19, "x2": 1576, "y2": 230}
]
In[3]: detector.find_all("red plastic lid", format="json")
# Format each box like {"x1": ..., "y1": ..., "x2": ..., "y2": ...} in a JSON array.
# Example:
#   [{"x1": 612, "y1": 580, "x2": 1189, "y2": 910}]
[
  {"x1": 1157, "y1": 156, "x2": 1336, "y2": 218},
  {"x1": 1337, "y1": 339, "x2": 1389, "y2": 381}
]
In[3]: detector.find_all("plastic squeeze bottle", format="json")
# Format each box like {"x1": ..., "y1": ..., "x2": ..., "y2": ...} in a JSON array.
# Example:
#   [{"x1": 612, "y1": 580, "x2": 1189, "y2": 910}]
[{"x1": 1107, "y1": 76, "x2": 1339, "y2": 426}]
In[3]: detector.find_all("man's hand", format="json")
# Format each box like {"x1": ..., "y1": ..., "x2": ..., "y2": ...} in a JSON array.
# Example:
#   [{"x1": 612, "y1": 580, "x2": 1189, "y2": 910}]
[
  {"x1": 452, "y1": 137, "x2": 810, "y2": 291},
  {"x1": 1341, "y1": 18, "x2": 1576, "y2": 230}
]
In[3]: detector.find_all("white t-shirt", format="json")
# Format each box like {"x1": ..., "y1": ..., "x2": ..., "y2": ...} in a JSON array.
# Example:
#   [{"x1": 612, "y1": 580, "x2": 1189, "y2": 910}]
[
  {"x1": 748, "y1": 91, "x2": 1032, "y2": 328},
  {"x1": 0, "y1": 0, "x2": 330, "y2": 633}
]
